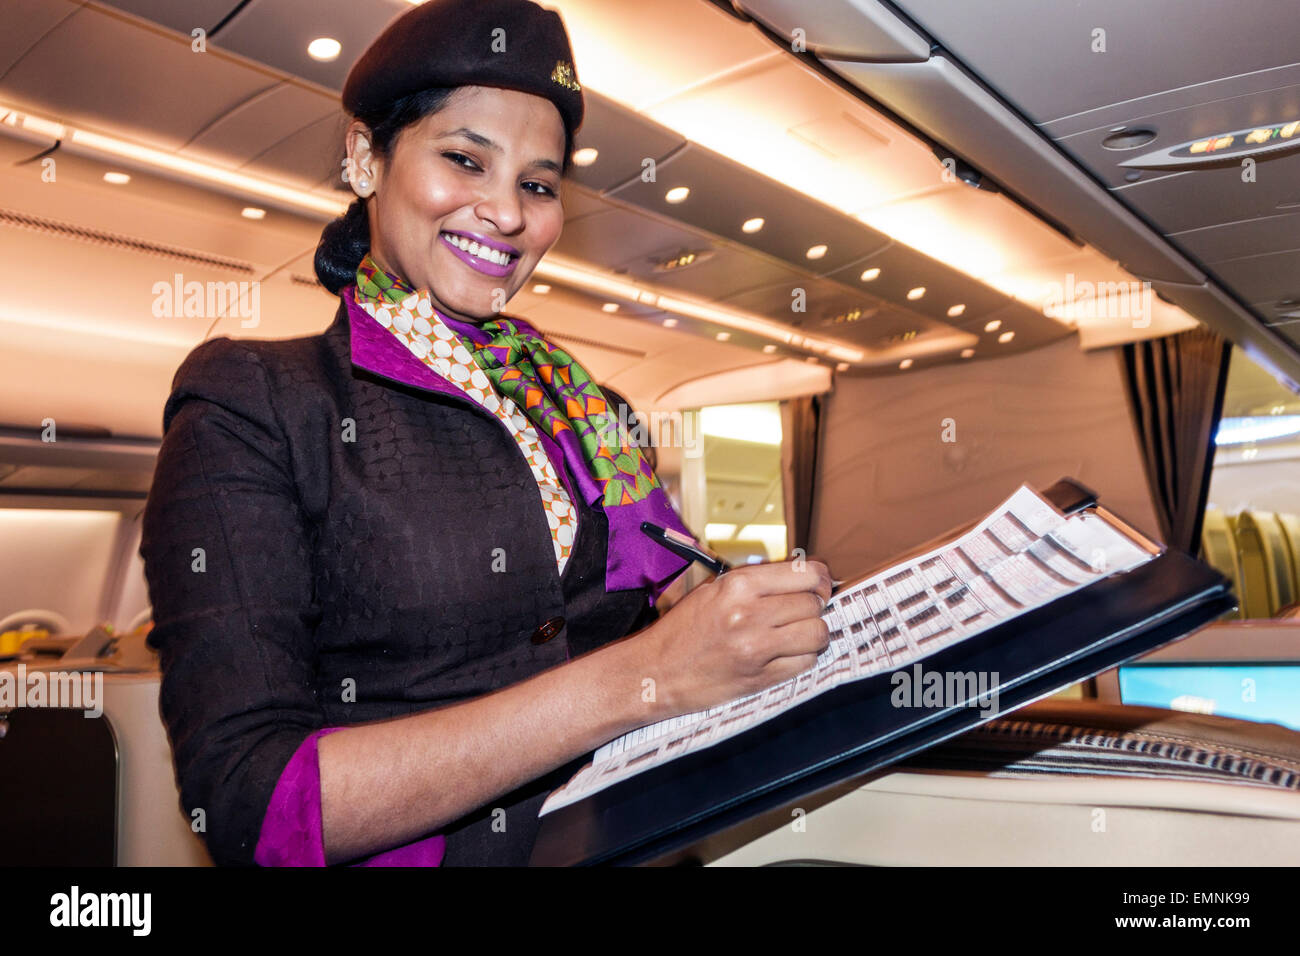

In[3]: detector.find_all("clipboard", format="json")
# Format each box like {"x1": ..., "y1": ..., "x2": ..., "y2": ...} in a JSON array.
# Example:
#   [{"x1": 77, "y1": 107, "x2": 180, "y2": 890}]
[{"x1": 529, "y1": 478, "x2": 1236, "y2": 865}]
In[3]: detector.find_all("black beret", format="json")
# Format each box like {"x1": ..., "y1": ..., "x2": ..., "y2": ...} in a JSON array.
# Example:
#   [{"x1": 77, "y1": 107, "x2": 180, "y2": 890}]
[{"x1": 342, "y1": 0, "x2": 584, "y2": 140}]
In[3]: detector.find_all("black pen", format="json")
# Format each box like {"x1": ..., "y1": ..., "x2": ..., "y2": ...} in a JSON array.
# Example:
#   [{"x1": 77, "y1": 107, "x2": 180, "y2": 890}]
[{"x1": 640, "y1": 521, "x2": 731, "y2": 575}]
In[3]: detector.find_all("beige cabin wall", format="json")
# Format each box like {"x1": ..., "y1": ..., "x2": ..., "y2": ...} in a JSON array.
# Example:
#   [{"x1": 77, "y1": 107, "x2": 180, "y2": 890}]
[{"x1": 809, "y1": 336, "x2": 1162, "y2": 581}]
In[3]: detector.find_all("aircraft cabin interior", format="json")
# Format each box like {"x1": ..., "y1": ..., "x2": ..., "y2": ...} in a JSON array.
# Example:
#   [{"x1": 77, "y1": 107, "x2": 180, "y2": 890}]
[{"x1": 2, "y1": 0, "x2": 1299, "y2": 870}]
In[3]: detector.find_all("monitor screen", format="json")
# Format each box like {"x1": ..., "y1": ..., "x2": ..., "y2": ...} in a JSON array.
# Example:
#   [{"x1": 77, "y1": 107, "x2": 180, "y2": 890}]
[{"x1": 1118, "y1": 663, "x2": 1300, "y2": 731}]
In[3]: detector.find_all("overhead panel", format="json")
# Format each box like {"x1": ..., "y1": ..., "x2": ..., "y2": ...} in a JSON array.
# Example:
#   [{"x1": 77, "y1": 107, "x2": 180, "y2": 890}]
[
  {"x1": 1, "y1": 3, "x2": 276, "y2": 151},
  {"x1": 96, "y1": 0, "x2": 245, "y2": 36},
  {"x1": 893, "y1": 0, "x2": 1300, "y2": 126},
  {"x1": 210, "y1": 0, "x2": 410, "y2": 91}
]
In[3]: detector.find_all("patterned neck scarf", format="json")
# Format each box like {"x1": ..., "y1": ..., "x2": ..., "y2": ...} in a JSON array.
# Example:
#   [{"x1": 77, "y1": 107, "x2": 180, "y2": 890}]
[{"x1": 352, "y1": 254, "x2": 691, "y2": 599}]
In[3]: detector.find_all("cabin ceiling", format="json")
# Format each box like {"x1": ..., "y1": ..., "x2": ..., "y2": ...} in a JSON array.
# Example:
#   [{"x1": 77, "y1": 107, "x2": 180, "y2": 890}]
[{"x1": 1, "y1": 0, "x2": 1294, "y2": 452}]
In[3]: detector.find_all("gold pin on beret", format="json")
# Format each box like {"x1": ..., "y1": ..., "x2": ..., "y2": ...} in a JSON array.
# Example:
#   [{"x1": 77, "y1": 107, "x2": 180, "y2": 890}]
[{"x1": 550, "y1": 59, "x2": 581, "y2": 92}]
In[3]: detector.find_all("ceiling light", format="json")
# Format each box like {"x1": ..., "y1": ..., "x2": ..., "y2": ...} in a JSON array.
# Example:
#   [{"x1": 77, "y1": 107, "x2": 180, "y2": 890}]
[
  {"x1": 907, "y1": 286, "x2": 926, "y2": 300},
  {"x1": 102, "y1": 171, "x2": 130, "y2": 185},
  {"x1": 1216, "y1": 415, "x2": 1300, "y2": 445},
  {"x1": 836, "y1": 362, "x2": 850, "y2": 371},
  {"x1": 307, "y1": 38, "x2": 342, "y2": 62},
  {"x1": 961, "y1": 348, "x2": 975, "y2": 358},
  {"x1": 764, "y1": 503, "x2": 775, "y2": 513},
  {"x1": 984, "y1": 319, "x2": 1002, "y2": 332},
  {"x1": 601, "y1": 302, "x2": 619, "y2": 312},
  {"x1": 947, "y1": 304, "x2": 965, "y2": 317},
  {"x1": 665, "y1": 186, "x2": 690, "y2": 203},
  {"x1": 716, "y1": 332, "x2": 731, "y2": 341},
  {"x1": 663, "y1": 318, "x2": 678, "y2": 327},
  {"x1": 762, "y1": 344, "x2": 777, "y2": 353},
  {"x1": 532, "y1": 284, "x2": 551, "y2": 294},
  {"x1": 705, "y1": 523, "x2": 738, "y2": 541},
  {"x1": 572, "y1": 147, "x2": 599, "y2": 166},
  {"x1": 742, "y1": 217, "x2": 764, "y2": 233},
  {"x1": 998, "y1": 331, "x2": 1015, "y2": 343},
  {"x1": 860, "y1": 268, "x2": 881, "y2": 281},
  {"x1": 241, "y1": 207, "x2": 266, "y2": 220},
  {"x1": 899, "y1": 358, "x2": 914, "y2": 369},
  {"x1": 806, "y1": 244, "x2": 828, "y2": 259}
]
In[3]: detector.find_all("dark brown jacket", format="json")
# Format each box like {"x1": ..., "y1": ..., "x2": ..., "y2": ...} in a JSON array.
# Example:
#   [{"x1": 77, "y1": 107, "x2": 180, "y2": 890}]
[{"x1": 139, "y1": 298, "x2": 654, "y2": 866}]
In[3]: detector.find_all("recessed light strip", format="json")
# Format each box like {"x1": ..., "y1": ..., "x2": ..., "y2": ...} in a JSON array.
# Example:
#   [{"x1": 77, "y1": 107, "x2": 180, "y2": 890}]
[
  {"x1": 1, "y1": 104, "x2": 348, "y2": 217},
  {"x1": 536, "y1": 254, "x2": 866, "y2": 363}
]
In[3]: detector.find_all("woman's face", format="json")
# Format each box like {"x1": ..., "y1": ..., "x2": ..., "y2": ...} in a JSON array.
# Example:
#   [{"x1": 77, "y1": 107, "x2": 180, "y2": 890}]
[{"x1": 350, "y1": 85, "x2": 567, "y2": 323}]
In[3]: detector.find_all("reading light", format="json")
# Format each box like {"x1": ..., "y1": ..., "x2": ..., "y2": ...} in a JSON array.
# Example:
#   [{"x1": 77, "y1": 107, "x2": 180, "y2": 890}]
[
  {"x1": 572, "y1": 147, "x2": 599, "y2": 166},
  {"x1": 860, "y1": 268, "x2": 881, "y2": 281},
  {"x1": 241, "y1": 207, "x2": 266, "y2": 220},
  {"x1": 836, "y1": 362, "x2": 850, "y2": 371},
  {"x1": 998, "y1": 331, "x2": 1015, "y2": 343},
  {"x1": 663, "y1": 318, "x2": 678, "y2": 327},
  {"x1": 715, "y1": 332, "x2": 731, "y2": 341},
  {"x1": 665, "y1": 186, "x2": 690, "y2": 203},
  {"x1": 762, "y1": 344, "x2": 777, "y2": 353},
  {"x1": 532, "y1": 284, "x2": 551, "y2": 294},
  {"x1": 307, "y1": 38, "x2": 342, "y2": 62},
  {"x1": 984, "y1": 319, "x2": 1002, "y2": 332},
  {"x1": 742, "y1": 217, "x2": 764, "y2": 233},
  {"x1": 899, "y1": 359, "x2": 914, "y2": 369},
  {"x1": 961, "y1": 348, "x2": 975, "y2": 358},
  {"x1": 907, "y1": 287, "x2": 926, "y2": 300},
  {"x1": 806, "y1": 244, "x2": 828, "y2": 259},
  {"x1": 102, "y1": 171, "x2": 130, "y2": 185},
  {"x1": 601, "y1": 302, "x2": 619, "y2": 313},
  {"x1": 947, "y1": 304, "x2": 965, "y2": 317},
  {"x1": 764, "y1": 503, "x2": 775, "y2": 513}
]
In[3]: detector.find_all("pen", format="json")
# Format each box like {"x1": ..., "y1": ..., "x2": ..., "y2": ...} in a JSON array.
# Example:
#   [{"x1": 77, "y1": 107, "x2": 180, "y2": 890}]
[{"x1": 640, "y1": 521, "x2": 731, "y2": 575}]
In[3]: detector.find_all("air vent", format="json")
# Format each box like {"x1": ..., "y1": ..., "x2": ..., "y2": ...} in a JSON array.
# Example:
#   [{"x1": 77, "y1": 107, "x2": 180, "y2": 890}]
[
  {"x1": 0, "y1": 208, "x2": 255, "y2": 274},
  {"x1": 543, "y1": 330, "x2": 646, "y2": 359},
  {"x1": 1101, "y1": 127, "x2": 1158, "y2": 150}
]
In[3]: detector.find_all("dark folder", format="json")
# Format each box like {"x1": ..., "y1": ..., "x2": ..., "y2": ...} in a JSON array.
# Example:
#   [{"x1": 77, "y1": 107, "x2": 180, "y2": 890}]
[{"x1": 530, "y1": 478, "x2": 1236, "y2": 866}]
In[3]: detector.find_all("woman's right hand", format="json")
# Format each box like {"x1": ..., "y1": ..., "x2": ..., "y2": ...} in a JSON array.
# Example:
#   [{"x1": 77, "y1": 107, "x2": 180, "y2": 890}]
[{"x1": 638, "y1": 559, "x2": 834, "y2": 717}]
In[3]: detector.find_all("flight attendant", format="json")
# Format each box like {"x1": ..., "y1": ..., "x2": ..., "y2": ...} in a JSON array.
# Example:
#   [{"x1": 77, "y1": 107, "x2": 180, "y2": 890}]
[{"x1": 139, "y1": 0, "x2": 832, "y2": 866}]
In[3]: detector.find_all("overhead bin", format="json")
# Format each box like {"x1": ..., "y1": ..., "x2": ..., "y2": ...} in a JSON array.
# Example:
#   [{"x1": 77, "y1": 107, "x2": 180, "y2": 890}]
[
  {"x1": 732, "y1": 0, "x2": 930, "y2": 62},
  {"x1": 821, "y1": 55, "x2": 1207, "y2": 287}
]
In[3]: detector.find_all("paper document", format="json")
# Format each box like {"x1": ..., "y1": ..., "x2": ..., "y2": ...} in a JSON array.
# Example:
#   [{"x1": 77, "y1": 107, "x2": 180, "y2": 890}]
[{"x1": 539, "y1": 484, "x2": 1158, "y2": 815}]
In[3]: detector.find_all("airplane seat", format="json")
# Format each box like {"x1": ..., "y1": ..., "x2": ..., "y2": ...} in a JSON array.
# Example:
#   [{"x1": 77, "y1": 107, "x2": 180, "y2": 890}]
[
  {"x1": 1226, "y1": 512, "x2": 1275, "y2": 618},
  {"x1": 705, "y1": 700, "x2": 1300, "y2": 866},
  {"x1": 1273, "y1": 512, "x2": 1300, "y2": 608},
  {"x1": 1200, "y1": 508, "x2": 1245, "y2": 620}
]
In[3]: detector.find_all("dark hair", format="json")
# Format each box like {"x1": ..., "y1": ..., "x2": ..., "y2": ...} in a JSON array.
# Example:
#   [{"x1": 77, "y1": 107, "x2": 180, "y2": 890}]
[{"x1": 314, "y1": 87, "x2": 575, "y2": 293}]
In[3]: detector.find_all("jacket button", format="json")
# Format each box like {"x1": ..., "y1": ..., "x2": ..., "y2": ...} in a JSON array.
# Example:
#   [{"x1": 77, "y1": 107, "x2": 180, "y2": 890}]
[{"x1": 530, "y1": 616, "x2": 566, "y2": 645}]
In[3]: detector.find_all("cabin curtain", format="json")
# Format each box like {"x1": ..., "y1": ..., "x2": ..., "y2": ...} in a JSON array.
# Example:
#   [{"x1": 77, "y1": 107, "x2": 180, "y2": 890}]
[
  {"x1": 781, "y1": 394, "x2": 823, "y2": 555},
  {"x1": 1119, "y1": 326, "x2": 1232, "y2": 555}
]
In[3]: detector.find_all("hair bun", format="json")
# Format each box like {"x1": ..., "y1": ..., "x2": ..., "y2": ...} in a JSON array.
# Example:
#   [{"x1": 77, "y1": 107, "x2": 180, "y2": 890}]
[{"x1": 314, "y1": 198, "x2": 370, "y2": 294}]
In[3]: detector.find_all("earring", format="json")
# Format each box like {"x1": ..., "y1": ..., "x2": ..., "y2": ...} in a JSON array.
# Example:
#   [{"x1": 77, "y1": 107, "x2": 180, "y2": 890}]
[
  {"x1": 359, "y1": 178, "x2": 369, "y2": 190},
  {"x1": 340, "y1": 158, "x2": 350, "y2": 184}
]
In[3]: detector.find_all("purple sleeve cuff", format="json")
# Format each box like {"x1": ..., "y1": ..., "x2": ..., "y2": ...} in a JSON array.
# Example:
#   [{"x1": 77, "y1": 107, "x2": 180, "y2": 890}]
[{"x1": 254, "y1": 727, "x2": 446, "y2": 867}]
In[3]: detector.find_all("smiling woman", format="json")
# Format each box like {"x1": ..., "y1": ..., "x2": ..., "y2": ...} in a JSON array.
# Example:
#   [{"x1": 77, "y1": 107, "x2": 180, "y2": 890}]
[{"x1": 138, "y1": 0, "x2": 833, "y2": 869}]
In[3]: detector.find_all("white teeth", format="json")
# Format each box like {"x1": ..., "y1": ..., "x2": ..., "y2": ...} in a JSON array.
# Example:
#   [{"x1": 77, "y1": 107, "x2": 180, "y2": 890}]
[{"x1": 442, "y1": 232, "x2": 514, "y2": 266}]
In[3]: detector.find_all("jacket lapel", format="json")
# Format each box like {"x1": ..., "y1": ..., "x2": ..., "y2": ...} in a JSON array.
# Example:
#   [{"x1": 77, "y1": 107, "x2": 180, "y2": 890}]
[{"x1": 341, "y1": 288, "x2": 466, "y2": 402}]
